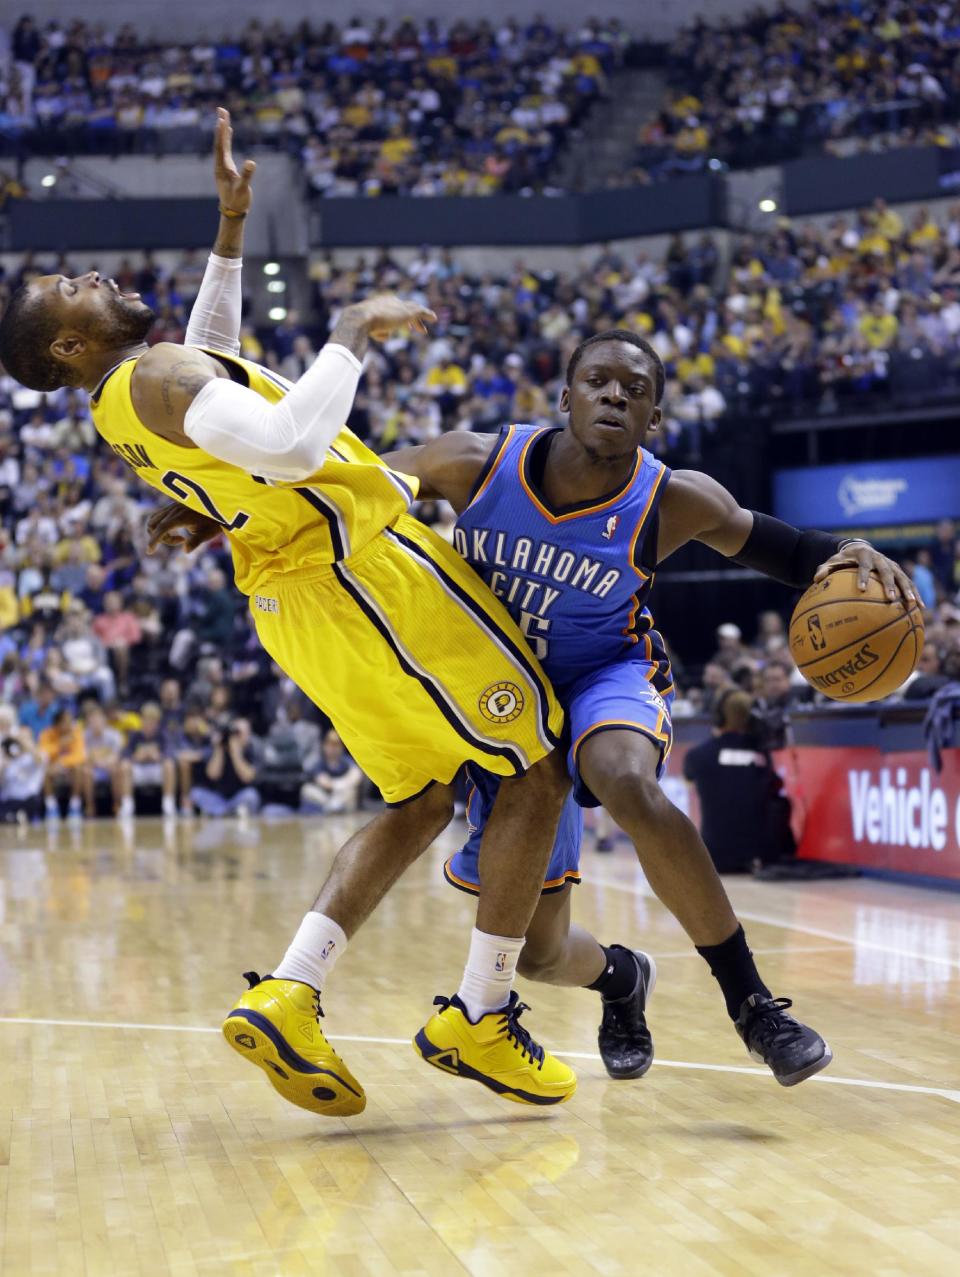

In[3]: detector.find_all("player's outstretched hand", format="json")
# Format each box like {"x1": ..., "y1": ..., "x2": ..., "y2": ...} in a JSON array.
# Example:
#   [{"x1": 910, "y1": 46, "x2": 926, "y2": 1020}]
[
  {"x1": 813, "y1": 542, "x2": 916, "y2": 605},
  {"x1": 146, "y1": 502, "x2": 222, "y2": 555},
  {"x1": 215, "y1": 106, "x2": 256, "y2": 215},
  {"x1": 354, "y1": 294, "x2": 437, "y2": 341}
]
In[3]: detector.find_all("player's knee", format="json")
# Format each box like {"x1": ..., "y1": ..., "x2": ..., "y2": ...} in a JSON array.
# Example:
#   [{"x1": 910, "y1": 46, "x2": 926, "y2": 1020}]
[
  {"x1": 601, "y1": 768, "x2": 665, "y2": 830},
  {"x1": 410, "y1": 782, "x2": 456, "y2": 835}
]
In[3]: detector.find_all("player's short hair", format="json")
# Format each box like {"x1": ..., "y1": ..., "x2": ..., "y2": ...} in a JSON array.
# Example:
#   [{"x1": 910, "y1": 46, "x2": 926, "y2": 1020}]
[
  {"x1": 0, "y1": 285, "x2": 69, "y2": 391},
  {"x1": 566, "y1": 329, "x2": 665, "y2": 404}
]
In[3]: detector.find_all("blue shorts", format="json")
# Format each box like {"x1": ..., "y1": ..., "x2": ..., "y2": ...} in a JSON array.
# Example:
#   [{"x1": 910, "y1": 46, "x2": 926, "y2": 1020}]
[{"x1": 444, "y1": 656, "x2": 674, "y2": 894}]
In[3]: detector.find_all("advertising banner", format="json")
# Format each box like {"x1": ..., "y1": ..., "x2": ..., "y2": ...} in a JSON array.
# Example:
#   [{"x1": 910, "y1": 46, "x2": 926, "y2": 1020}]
[
  {"x1": 790, "y1": 746, "x2": 960, "y2": 880},
  {"x1": 773, "y1": 456, "x2": 960, "y2": 530}
]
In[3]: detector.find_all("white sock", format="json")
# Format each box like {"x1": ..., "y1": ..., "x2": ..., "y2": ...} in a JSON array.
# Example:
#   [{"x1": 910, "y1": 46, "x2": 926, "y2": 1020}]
[
  {"x1": 457, "y1": 928, "x2": 524, "y2": 1021},
  {"x1": 272, "y1": 912, "x2": 347, "y2": 992}
]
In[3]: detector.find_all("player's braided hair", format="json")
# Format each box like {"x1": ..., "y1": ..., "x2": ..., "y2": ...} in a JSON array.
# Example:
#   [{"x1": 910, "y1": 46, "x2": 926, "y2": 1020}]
[
  {"x1": 0, "y1": 285, "x2": 71, "y2": 391},
  {"x1": 566, "y1": 329, "x2": 665, "y2": 404}
]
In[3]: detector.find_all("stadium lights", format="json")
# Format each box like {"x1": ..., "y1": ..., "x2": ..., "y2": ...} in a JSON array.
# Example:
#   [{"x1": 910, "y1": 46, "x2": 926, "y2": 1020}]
[
  {"x1": 268, "y1": 307, "x2": 288, "y2": 321},
  {"x1": 41, "y1": 174, "x2": 57, "y2": 188},
  {"x1": 266, "y1": 280, "x2": 287, "y2": 293},
  {"x1": 758, "y1": 197, "x2": 778, "y2": 213},
  {"x1": 263, "y1": 261, "x2": 281, "y2": 275}
]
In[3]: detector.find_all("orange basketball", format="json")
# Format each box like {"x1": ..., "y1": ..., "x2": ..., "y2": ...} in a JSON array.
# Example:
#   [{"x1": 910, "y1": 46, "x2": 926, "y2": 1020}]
[{"x1": 789, "y1": 567, "x2": 924, "y2": 703}]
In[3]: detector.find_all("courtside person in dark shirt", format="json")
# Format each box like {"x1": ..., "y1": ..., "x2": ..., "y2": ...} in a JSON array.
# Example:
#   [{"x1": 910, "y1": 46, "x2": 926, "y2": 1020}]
[{"x1": 683, "y1": 690, "x2": 791, "y2": 872}]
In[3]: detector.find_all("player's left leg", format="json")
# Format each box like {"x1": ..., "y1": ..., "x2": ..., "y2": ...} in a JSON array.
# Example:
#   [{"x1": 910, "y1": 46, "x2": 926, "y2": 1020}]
[
  {"x1": 577, "y1": 726, "x2": 832, "y2": 1087},
  {"x1": 518, "y1": 884, "x2": 656, "y2": 1079}
]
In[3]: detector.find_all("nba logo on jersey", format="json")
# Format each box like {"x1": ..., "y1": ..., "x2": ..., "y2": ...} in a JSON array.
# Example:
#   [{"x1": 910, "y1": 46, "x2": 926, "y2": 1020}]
[
  {"x1": 495, "y1": 951, "x2": 507, "y2": 972},
  {"x1": 602, "y1": 515, "x2": 620, "y2": 541}
]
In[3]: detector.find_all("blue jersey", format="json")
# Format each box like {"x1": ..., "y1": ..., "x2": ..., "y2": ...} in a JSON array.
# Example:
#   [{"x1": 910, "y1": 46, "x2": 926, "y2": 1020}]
[{"x1": 454, "y1": 424, "x2": 672, "y2": 693}]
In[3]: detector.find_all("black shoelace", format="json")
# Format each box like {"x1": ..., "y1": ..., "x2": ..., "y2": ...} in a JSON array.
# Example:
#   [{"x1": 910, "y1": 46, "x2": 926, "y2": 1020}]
[
  {"x1": 433, "y1": 994, "x2": 545, "y2": 1068},
  {"x1": 243, "y1": 970, "x2": 324, "y2": 1019},
  {"x1": 500, "y1": 1000, "x2": 545, "y2": 1068},
  {"x1": 745, "y1": 997, "x2": 803, "y2": 1050}
]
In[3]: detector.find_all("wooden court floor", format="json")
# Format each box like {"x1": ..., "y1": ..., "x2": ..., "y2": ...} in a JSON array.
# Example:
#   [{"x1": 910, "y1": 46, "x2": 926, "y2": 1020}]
[{"x1": 0, "y1": 814, "x2": 958, "y2": 1277}]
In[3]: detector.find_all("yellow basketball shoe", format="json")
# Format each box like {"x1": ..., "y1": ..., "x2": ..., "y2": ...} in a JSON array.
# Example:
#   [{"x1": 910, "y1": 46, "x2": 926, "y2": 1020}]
[
  {"x1": 222, "y1": 972, "x2": 365, "y2": 1116},
  {"x1": 413, "y1": 991, "x2": 576, "y2": 1106}
]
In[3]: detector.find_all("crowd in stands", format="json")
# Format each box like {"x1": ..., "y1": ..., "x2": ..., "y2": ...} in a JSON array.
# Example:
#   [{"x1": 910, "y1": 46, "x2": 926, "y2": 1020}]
[
  {"x1": 0, "y1": 14, "x2": 625, "y2": 195},
  {"x1": 630, "y1": 1, "x2": 960, "y2": 181},
  {"x1": 2, "y1": 199, "x2": 960, "y2": 820},
  {"x1": 294, "y1": 197, "x2": 960, "y2": 435}
]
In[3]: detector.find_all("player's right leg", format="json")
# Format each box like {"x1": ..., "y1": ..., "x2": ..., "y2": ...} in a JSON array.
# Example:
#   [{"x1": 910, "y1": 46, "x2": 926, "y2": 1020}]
[
  {"x1": 414, "y1": 751, "x2": 577, "y2": 1106},
  {"x1": 448, "y1": 778, "x2": 656, "y2": 1080},
  {"x1": 222, "y1": 784, "x2": 456, "y2": 1116}
]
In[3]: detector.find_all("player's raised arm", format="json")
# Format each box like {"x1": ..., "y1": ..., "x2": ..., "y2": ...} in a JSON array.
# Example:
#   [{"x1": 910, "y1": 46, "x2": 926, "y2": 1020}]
[
  {"x1": 380, "y1": 431, "x2": 497, "y2": 511},
  {"x1": 658, "y1": 468, "x2": 915, "y2": 604},
  {"x1": 132, "y1": 294, "x2": 436, "y2": 478},
  {"x1": 184, "y1": 107, "x2": 256, "y2": 355}
]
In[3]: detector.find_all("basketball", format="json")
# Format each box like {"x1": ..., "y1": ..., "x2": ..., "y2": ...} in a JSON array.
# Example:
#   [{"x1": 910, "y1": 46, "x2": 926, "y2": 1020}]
[{"x1": 789, "y1": 567, "x2": 924, "y2": 702}]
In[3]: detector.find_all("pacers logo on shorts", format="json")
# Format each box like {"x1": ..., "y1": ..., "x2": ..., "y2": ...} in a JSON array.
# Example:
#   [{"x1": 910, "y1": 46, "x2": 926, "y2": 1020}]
[{"x1": 479, "y1": 681, "x2": 524, "y2": 723}]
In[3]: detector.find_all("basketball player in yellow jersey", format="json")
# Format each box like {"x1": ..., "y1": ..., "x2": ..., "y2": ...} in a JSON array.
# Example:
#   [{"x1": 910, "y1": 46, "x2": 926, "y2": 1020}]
[{"x1": 0, "y1": 109, "x2": 576, "y2": 1113}]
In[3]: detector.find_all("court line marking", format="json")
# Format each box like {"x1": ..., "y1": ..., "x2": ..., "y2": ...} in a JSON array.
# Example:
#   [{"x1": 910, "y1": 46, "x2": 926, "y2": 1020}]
[
  {"x1": 654, "y1": 944, "x2": 853, "y2": 959},
  {"x1": 1, "y1": 1016, "x2": 957, "y2": 1104},
  {"x1": 586, "y1": 872, "x2": 960, "y2": 970}
]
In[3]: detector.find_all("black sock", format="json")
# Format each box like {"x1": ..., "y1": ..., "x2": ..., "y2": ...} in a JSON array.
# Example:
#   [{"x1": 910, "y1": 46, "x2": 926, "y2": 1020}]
[
  {"x1": 587, "y1": 944, "x2": 637, "y2": 1001},
  {"x1": 696, "y1": 926, "x2": 771, "y2": 1020}
]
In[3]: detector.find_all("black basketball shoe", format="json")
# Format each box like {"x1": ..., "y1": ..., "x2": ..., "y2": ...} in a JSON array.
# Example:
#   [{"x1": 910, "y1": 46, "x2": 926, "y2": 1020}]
[
  {"x1": 597, "y1": 948, "x2": 656, "y2": 1079},
  {"x1": 735, "y1": 994, "x2": 832, "y2": 1086}
]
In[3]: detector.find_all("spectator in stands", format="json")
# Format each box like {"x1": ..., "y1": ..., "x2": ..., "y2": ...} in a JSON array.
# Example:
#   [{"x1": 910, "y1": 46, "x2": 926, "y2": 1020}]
[
  {"x1": 157, "y1": 678, "x2": 183, "y2": 738},
  {"x1": 92, "y1": 590, "x2": 142, "y2": 697},
  {"x1": 118, "y1": 701, "x2": 176, "y2": 819},
  {"x1": 712, "y1": 622, "x2": 747, "y2": 670},
  {"x1": 701, "y1": 659, "x2": 734, "y2": 712},
  {"x1": 18, "y1": 679, "x2": 59, "y2": 737},
  {"x1": 189, "y1": 717, "x2": 261, "y2": 818},
  {"x1": 930, "y1": 519, "x2": 958, "y2": 594},
  {"x1": 904, "y1": 549, "x2": 938, "y2": 610},
  {"x1": 754, "y1": 611, "x2": 788, "y2": 658},
  {"x1": 172, "y1": 705, "x2": 212, "y2": 818},
  {"x1": 39, "y1": 705, "x2": 86, "y2": 821},
  {"x1": 300, "y1": 730, "x2": 363, "y2": 814},
  {"x1": 0, "y1": 705, "x2": 45, "y2": 823},
  {"x1": 900, "y1": 639, "x2": 949, "y2": 702},
  {"x1": 82, "y1": 702, "x2": 123, "y2": 817},
  {"x1": 59, "y1": 606, "x2": 116, "y2": 703},
  {"x1": 753, "y1": 659, "x2": 809, "y2": 750},
  {"x1": 263, "y1": 697, "x2": 321, "y2": 776}
]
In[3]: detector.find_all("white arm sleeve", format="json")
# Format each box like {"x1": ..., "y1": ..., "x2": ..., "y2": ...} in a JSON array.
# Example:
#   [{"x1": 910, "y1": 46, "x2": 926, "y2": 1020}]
[
  {"x1": 182, "y1": 343, "x2": 362, "y2": 482},
  {"x1": 184, "y1": 254, "x2": 243, "y2": 355}
]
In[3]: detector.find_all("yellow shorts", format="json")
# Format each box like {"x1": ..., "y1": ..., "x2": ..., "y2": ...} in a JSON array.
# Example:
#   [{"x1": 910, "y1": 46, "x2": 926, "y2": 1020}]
[{"x1": 250, "y1": 514, "x2": 564, "y2": 804}]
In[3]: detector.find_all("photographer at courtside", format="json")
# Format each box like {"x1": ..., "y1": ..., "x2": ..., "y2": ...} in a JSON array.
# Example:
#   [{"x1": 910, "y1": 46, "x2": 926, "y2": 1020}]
[
  {"x1": 189, "y1": 717, "x2": 261, "y2": 818},
  {"x1": 682, "y1": 689, "x2": 795, "y2": 873}
]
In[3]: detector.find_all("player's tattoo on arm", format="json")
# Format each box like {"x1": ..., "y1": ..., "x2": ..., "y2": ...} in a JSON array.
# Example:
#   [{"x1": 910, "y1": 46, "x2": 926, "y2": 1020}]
[
  {"x1": 160, "y1": 360, "x2": 216, "y2": 416},
  {"x1": 327, "y1": 307, "x2": 370, "y2": 362}
]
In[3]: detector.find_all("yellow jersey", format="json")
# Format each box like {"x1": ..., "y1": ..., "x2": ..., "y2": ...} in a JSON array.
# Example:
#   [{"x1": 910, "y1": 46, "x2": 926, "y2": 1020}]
[{"x1": 89, "y1": 349, "x2": 418, "y2": 595}]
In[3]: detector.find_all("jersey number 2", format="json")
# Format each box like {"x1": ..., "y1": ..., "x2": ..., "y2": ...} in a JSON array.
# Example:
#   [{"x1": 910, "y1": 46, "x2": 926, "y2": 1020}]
[{"x1": 161, "y1": 471, "x2": 251, "y2": 531}]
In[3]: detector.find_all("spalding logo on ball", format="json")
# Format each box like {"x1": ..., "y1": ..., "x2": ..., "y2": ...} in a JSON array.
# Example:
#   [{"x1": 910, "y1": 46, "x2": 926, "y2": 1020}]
[{"x1": 789, "y1": 567, "x2": 924, "y2": 703}]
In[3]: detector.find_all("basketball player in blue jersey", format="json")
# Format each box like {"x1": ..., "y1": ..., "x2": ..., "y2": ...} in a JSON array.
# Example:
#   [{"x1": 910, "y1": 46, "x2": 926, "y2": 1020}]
[{"x1": 376, "y1": 330, "x2": 911, "y2": 1087}]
